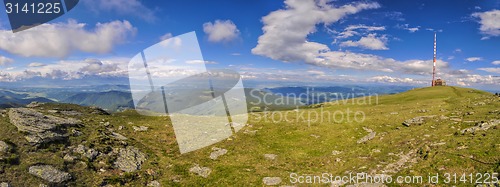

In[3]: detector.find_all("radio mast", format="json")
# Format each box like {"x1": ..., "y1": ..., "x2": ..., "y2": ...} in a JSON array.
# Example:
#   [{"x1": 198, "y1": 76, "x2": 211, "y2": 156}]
[{"x1": 432, "y1": 33, "x2": 437, "y2": 86}]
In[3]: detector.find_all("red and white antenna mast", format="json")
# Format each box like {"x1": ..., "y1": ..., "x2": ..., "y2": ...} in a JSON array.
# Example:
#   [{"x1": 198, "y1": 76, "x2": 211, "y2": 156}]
[{"x1": 432, "y1": 32, "x2": 437, "y2": 86}]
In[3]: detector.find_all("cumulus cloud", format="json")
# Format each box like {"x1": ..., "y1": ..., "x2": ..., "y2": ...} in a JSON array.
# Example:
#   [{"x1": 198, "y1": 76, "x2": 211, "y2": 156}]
[
  {"x1": 203, "y1": 20, "x2": 240, "y2": 43},
  {"x1": 28, "y1": 62, "x2": 46, "y2": 67},
  {"x1": 453, "y1": 74, "x2": 497, "y2": 86},
  {"x1": 0, "y1": 20, "x2": 136, "y2": 58},
  {"x1": 0, "y1": 58, "x2": 129, "y2": 82},
  {"x1": 472, "y1": 10, "x2": 500, "y2": 39},
  {"x1": 397, "y1": 24, "x2": 420, "y2": 33},
  {"x1": 0, "y1": 56, "x2": 13, "y2": 66},
  {"x1": 492, "y1": 60, "x2": 500, "y2": 65},
  {"x1": 336, "y1": 24, "x2": 385, "y2": 39},
  {"x1": 368, "y1": 76, "x2": 425, "y2": 84},
  {"x1": 478, "y1": 67, "x2": 500, "y2": 74},
  {"x1": 185, "y1": 60, "x2": 218, "y2": 65},
  {"x1": 252, "y1": 0, "x2": 380, "y2": 64},
  {"x1": 83, "y1": 0, "x2": 156, "y2": 22},
  {"x1": 340, "y1": 34, "x2": 389, "y2": 50},
  {"x1": 466, "y1": 57, "x2": 483, "y2": 62}
]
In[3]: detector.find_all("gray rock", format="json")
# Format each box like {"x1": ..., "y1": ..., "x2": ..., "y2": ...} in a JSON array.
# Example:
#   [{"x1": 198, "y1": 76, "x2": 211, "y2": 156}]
[
  {"x1": 209, "y1": 147, "x2": 227, "y2": 160},
  {"x1": 0, "y1": 141, "x2": 10, "y2": 153},
  {"x1": 114, "y1": 146, "x2": 147, "y2": 172},
  {"x1": 403, "y1": 117, "x2": 424, "y2": 126},
  {"x1": 133, "y1": 126, "x2": 149, "y2": 132},
  {"x1": 26, "y1": 101, "x2": 42, "y2": 108},
  {"x1": 331, "y1": 150, "x2": 342, "y2": 156},
  {"x1": 59, "y1": 110, "x2": 82, "y2": 116},
  {"x1": 110, "y1": 132, "x2": 128, "y2": 140},
  {"x1": 74, "y1": 145, "x2": 99, "y2": 160},
  {"x1": 71, "y1": 129, "x2": 82, "y2": 137},
  {"x1": 8, "y1": 108, "x2": 81, "y2": 145},
  {"x1": 63, "y1": 154, "x2": 77, "y2": 162},
  {"x1": 29, "y1": 165, "x2": 71, "y2": 184},
  {"x1": 357, "y1": 132, "x2": 376, "y2": 144},
  {"x1": 47, "y1": 110, "x2": 59, "y2": 114},
  {"x1": 461, "y1": 120, "x2": 500, "y2": 134},
  {"x1": 147, "y1": 180, "x2": 161, "y2": 187},
  {"x1": 0, "y1": 182, "x2": 10, "y2": 187},
  {"x1": 262, "y1": 177, "x2": 282, "y2": 186},
  {"x1": 189, "y1": 165, "x2": 211, "y2": 178},
  {"x1": 264, "y1": 154, "x2": 277, "y2": 160}
]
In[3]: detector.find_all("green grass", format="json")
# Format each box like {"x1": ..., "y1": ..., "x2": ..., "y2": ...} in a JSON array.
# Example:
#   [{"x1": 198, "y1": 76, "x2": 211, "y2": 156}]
[{"x1": 0, "y1": 86, "x2": 499, "y2": 186}]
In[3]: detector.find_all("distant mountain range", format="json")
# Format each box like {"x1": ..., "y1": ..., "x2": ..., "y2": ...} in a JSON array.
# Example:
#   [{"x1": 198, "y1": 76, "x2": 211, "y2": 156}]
[
  {"x1": 0, "y1": 90, "x2": 55, "y2": 108},
  {"x1": 61, "y1": 91, "x2": 134, "y2": 112},
  {"x1": 0, "y1": 85, "x2": 417, "y2": 112}
]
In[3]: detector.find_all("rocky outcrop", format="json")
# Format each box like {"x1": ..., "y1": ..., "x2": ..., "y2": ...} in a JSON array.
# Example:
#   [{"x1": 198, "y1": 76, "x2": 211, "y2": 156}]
[
  {"x1": 402, "y1": 116, "x2": 424, "y2": 127},
  {"x1": 264, "y1": 154, "x2": 277, "y2": 160},
  {"x1": 133, "y1": 126, "x2": 149, "y2": 132},
  {"x1": 28, "y1": 165, "x2": 71, "y2": 184},
  {"x1": 461, "y1": 120, "x2": 500, "y2": 134},
  {"x1": 189, "y1": 164, "x2": 211, "y2": 178},
  {"x1": 262, "y1": 177, "x2": 282, "y2": 186},
  {"x1": 110, "y1": 132, "x2": 128, "y2": 140},
  {"x1": 114, "y1": 146, "x2": 147, "y2": 172},
  {"x1": 8, "y1": 108, "x2": 81, "y2": 145},
  {"x1": 209, "y1": 147, "x2": 227, "y2": 160},
  {"x1": 357, "y1": 127, "x2": 376, "y2": 144},
  {"x1": 0, "y1": 141, "x2": 10, "y2": 153},
  {"x1": 402, "y1": 115, "x2": 436, "y2": 127},
  {"x1": 74, "y1": 144, "x2": 100, "y2": 161},
  {"x1": 0, "y1": 141, "x2": 12, "y2": 161}
]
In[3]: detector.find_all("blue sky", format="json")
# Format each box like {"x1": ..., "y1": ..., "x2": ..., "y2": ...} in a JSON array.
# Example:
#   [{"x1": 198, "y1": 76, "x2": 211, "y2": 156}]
[{"x1": 0, "y1": 0, "x2": 499, "y2": 90}]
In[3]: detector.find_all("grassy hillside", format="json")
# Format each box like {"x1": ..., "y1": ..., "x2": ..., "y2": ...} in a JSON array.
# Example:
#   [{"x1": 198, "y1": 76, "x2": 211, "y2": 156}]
[{"x1": 0, "y1": 86, "x2": 498, "y2": 186}]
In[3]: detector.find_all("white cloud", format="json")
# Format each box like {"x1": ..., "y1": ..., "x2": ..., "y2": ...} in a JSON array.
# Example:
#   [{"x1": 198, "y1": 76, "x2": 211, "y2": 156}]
[
  {"x1": 472, "y1": 10, "x2": 500, "y2": 39},
  {"x1": 0, "y1": 58, "x2": 129, "y2": 82},
  {"x1": 466, "y1": 57, "x2": 483, "y2": 62},
  {"x1": 185, "y1": 60, "x2": 218, "y2": 65},
  {"x1": 368, "y1": 76, "x2": 425, "y2": 84},
  {"x1": 0, "y1": 20, "x2": 136, "y2": 58},
  {"x1": 399, "y1": 59, "x2": 449, "y2": 75},
  {"x1": 28, "y1": 62, "x2": 46, "y2": 67},
  {"x1": 83, "y1": 0, "x2": 156, "y2": 22},
  {"x1": 203, "y1": 20, "x2": 240, "y2": 43},
  {"x1": 492, "y1": 60, "x2": 500, "y2": 65},
  {"x1": 340, "y1": 34, "x2": 388, "y2": 50},
  {"x1": 336, "y1": 24, "x2": 385, "y2": 39},
  {"x1": 0, "y1": 56, "x2": 13, "y2": 66},
  {"x1": 397, "y1": 24, "x2": 420, "y2": 33},
  {"x1": 454, "y1": 48, "x2": 462, "y2": 53},
  {"x1": 252, "y1": 0, "x2": 380, "y2": 64},
  {"x1": 478, "y1": 67, "x2": 500, "y2": 74}
]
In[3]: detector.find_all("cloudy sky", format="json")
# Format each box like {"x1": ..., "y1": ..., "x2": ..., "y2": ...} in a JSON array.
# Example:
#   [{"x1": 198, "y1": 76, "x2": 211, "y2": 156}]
[{"x1": 0, "y1": 0, "x2": 499, "y2": 89}]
